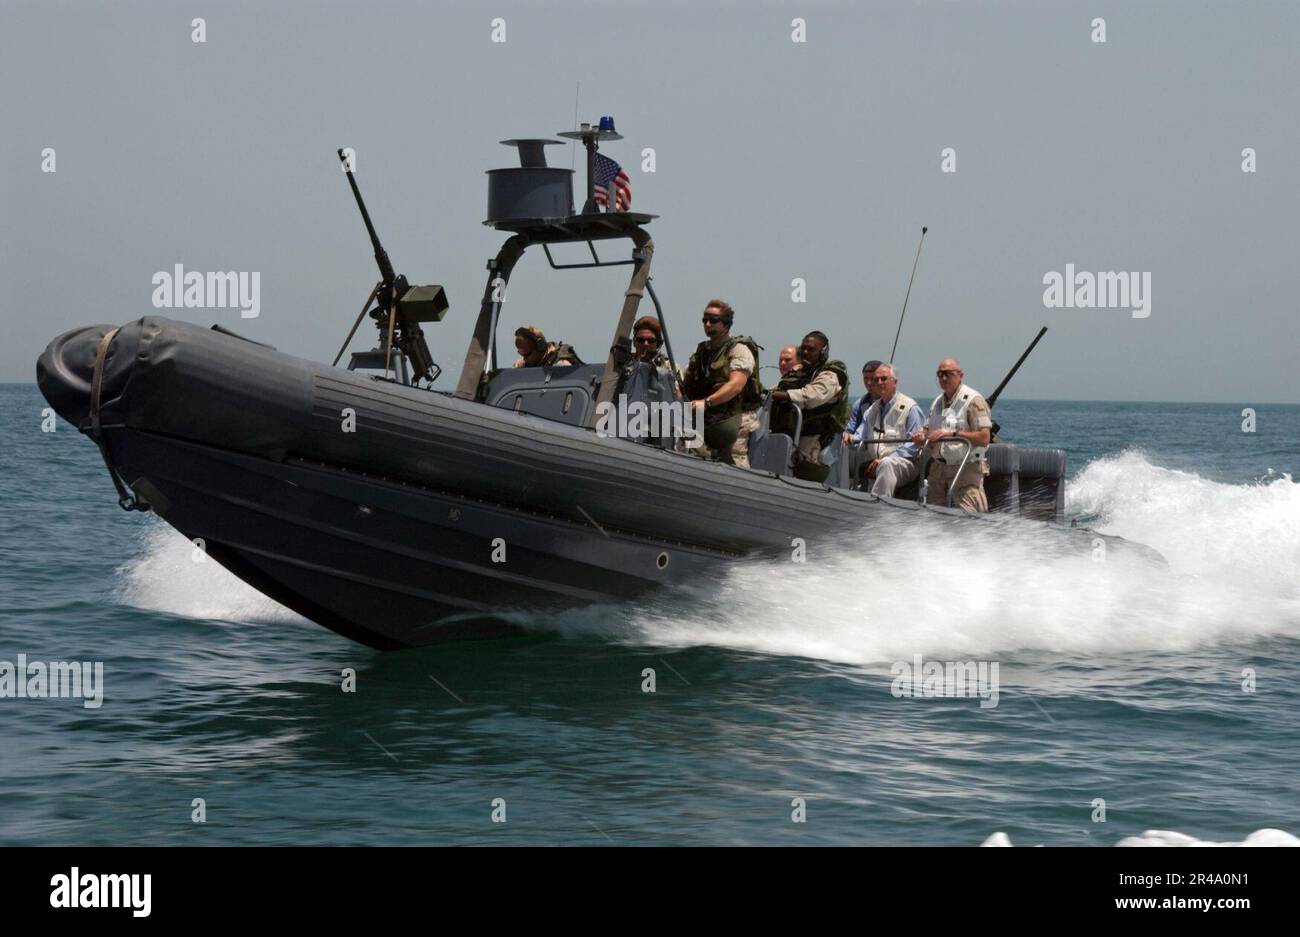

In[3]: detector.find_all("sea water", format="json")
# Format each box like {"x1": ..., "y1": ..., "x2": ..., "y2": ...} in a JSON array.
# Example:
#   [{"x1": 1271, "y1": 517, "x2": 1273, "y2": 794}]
[{"x1": 2, "y1": 387, "x2": 1297, "y2": 845}]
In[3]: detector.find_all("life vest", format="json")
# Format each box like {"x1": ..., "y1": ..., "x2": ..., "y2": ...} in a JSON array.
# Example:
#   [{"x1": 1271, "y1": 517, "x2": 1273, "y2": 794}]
[
  {"x1": 927, "y1": 384, "x2": 988, "y2": 463},
  {"x1": 683, "y1": 335, "x2": 762, "y2": 419},
  {"x1": 772, "y1": 359, "x2": 850, "y2": 442},
  {"x1": 513, "y1": 341, "x2": 582, "y2": 369},
  {"x1": 542, "y1": 341, "x2": 581, "y2": 366},
  {"x1": 643, "y1": 352, "x2": 684, "y2": 382},
  {"x1": 863, "y1": 392, "x2": 919, "y2": 462}
]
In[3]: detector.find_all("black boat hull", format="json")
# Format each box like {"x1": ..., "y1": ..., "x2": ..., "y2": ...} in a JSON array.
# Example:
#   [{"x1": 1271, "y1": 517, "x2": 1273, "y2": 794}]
[
  {"x1": 105, "y1": 428, "x2": 740, "y2": 649},
  {"x1": 38, "y1": 317, "x2": 1158, "y2": 649}
]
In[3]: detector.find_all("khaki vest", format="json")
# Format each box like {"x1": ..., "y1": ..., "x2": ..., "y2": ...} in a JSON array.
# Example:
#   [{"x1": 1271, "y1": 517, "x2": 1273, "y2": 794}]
[
  {"x1": 927, "y1": 384, "x2": 988, "y2": 464},
  {"x1": 864, "y1": 392, "x2": 919, "y2": 462}
]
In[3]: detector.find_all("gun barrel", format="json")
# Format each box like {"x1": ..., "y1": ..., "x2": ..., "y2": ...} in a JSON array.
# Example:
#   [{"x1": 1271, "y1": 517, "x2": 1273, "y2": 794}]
[
  {"x1": 987, "y1": 326, "x2": 1048, "y2": 409},
  {"x1": 338, "y1": 149, "x2": 396, "y2": 286}
]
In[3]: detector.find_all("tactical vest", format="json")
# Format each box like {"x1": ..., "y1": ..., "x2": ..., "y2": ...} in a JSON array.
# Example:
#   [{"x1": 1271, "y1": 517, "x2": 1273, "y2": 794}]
[
  {"x1": 645, "y1": 352, "x2": 685, "y2": 383},
  {"x1": 516, "y1": 342, "x2": 581, "y2": 368},
  {"x1": 772, "y1": 359, "x2": 850, "y2": 442},
  {"x1": 863, "y1": 392, "x2": 919, "y2": 462},
  {"x1": 543, "y1": 342, "x2": 581, "y2": 366},
  {"x1": 684, "y1": 335, "x2": 761, "y2": 419},
  {"x1": 927, "y1": 384, "x2": 988, "y2": 463}
]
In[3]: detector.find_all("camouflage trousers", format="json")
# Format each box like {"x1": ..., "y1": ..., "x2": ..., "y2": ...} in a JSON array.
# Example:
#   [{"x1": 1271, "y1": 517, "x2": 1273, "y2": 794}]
[
  {"x1": 679, "y1": 412, "x2": 738, "y2": 465},
  {"x1": 729, "y1": 409, "x2": 759, "y2": 470},
  {"x1": 678, "y1": 409, "x2": 758, "y2": 468}
]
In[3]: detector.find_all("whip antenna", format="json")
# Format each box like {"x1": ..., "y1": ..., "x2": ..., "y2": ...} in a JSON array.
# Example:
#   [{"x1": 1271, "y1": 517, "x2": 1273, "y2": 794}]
[{"x1": 889, "y1": 225, "x2": 928, "y2": 364}]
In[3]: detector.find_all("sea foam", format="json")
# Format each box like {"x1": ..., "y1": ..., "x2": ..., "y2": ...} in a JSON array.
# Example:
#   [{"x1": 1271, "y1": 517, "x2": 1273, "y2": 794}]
[
  {"x1": 599, "y1": 452, "x2": 1300, "y2": 663},
  {"x1": 115, "y1": 523, "x2": 304, "y2": 624},
  {"x1": 982, "y1": 828, "x2": 1299, "y2": 847}
]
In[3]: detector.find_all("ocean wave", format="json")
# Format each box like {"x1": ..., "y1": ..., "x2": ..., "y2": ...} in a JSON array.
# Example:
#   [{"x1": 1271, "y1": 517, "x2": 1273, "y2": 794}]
[{"x1": 982, "y1": 828, "x2": 1299, "y2": 847}]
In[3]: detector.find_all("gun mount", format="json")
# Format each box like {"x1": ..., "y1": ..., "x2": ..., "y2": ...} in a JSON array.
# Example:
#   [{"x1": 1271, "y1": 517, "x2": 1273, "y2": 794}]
[{"x1": 332, "y1": 148, "x2": 447, "y2": 386}]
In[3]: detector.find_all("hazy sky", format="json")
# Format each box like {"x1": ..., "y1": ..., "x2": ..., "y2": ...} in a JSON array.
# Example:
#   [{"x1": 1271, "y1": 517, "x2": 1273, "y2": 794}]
[{"x1": 3, "y1": 0, "x2": 1297, "y2": 402}]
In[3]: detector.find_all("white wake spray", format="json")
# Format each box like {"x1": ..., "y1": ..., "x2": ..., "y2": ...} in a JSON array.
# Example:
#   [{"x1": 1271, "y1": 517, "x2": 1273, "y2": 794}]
[
  {"x1": 982, "y1": 828, "x2": 1298, "y2": 847},
  {"x1": 115, "y1": 523, "x2": 305, "y2": 624},
  {"x1": 111, "y1": 452, "x2": 1300, "y2": 660},
  {"x1": 604, "y1": 452, "x2": 1300, "y2": 663}
]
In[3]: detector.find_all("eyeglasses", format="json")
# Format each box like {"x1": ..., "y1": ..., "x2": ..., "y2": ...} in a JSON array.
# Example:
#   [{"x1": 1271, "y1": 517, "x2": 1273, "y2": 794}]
[
  {"x1": 701, "y1": 315, "x2": 724, "y2": 325},
  {"x1": 937, "y1": 369, "x2": 960, "y2": 378},
  {"x1": 869, "y1": 375, "x2": 892, "y2": 383},
  {"x1": 634, "y1": 335, "x2": 660, "y2": 346}
]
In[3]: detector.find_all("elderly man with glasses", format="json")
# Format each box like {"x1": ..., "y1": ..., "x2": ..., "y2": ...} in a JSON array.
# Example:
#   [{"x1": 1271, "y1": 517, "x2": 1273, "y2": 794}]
[
  {"x1": 857, "y1": 363, "x2": 925, "y2": 497},
  {"x1": 910, "y1": 358, "x2": 992, "y2": 512}
]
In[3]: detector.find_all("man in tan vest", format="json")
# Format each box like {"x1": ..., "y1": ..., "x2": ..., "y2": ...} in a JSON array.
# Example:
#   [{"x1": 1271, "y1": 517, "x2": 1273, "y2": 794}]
[
  {"x1": 911, "y1": 357, "x2": 992, "y2": 512},
  {"x1": 859, "y1": 364, "x2": 925, "y2": 497}
]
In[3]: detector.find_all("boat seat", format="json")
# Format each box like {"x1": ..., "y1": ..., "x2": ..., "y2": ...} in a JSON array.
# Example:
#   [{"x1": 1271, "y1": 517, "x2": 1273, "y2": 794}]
[
  {"x1": 1016, "y1": 446, "x2": 1067, "y2": 522},
  {"x1": 822, "y1": 436, "x2": 850, "y2": 488},
  {"x1": 485, "y1": 363, "x2": 603, "y2": 427},
  {"x1": 748, "y1": 403, "x2": 847, "y2": 484},
  {"x1": 984, "y1": 443, "x2": 1066, "y2": 521},
  {"x1": 984, "y1": 444, "x2": 1020, "y2": 514},
  {"x1": 748, "y1": 430, "x2": 795, "y2": 475},
  {"x1": 747, "y1": 398, "x2": 796, "y2": 475}
]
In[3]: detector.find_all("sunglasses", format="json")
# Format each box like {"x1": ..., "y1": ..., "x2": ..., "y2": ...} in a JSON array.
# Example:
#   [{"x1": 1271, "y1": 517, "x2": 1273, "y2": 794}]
[
  {"x1": 869, "y1": 375, "x2": 892, "y2": 383},
  {"x1": 634, "y1": 335, "x2": 660, "y2": 345},
  {"x1": 701, "y1": 315, "x2": 725, "y2": 324},
  {"x1": 937, "y1": 369, "x2": 961, "y2": 378}
]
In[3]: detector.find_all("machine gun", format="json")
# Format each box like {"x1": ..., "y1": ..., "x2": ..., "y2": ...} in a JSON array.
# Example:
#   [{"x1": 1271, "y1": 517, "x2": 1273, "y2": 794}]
[
  {"x1": 987, "y1": 325, "x2": 1048, "y2": 438},
  {"x1": 333, "y1": 148, "x2": 448, "y2": 385}
]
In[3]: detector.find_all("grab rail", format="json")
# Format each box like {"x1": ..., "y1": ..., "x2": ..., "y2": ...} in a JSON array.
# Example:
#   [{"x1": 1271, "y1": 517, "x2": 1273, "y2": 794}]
[
  {"x1": 857, "y1": 433, "x2": 972, "y2": 508},
  {"x1": 755, "y1": 394, "x2": 802, "y2": 476},
  {"x1": 917, "y1": 436, "x2": 973, "y2": 508}
]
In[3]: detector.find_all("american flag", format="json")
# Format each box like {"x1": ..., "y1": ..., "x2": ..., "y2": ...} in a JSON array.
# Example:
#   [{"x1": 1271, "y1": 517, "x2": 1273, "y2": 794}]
[{"x1": 592, "y1": 153, "x2": 631, "y2": 211}]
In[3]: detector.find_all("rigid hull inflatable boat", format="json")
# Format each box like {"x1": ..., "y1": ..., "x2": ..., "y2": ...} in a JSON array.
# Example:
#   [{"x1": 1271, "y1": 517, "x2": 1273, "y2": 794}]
[{"x1": 36, "y1": 122, "x2": 1155, "y2": 649}]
